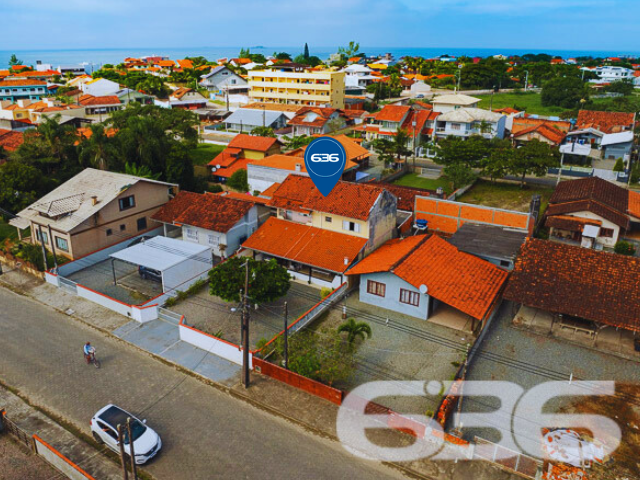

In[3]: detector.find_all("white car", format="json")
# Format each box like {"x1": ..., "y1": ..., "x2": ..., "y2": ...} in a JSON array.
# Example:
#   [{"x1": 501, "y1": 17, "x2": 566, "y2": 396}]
[{"x1": 91, "y1": 404, "x2": 161, "y2": 464}]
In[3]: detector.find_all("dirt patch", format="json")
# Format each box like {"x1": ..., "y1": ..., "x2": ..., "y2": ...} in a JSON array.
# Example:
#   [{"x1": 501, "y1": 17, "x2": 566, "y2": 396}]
[
  {"x1": 561, "y1": 383, "x2": 640, "y2": 479},
  {"x1": 457, "y1": 179, "x2": 554, "y2": 213},
  {"x1": 0, "y1": 434, "x2": 55, "y2": 480}
]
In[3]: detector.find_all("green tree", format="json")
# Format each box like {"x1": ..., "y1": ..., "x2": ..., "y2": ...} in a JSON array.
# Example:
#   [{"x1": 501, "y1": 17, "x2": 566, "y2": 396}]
[
  {"x1": 208, "y1": 257, "x2": 290, "y2": 304},
  {"x1": 303, "y1": 43, "x2": 310, "y2": 60},
  {"x1": 444, "y1": 162, "x2": 476, "y2": 190},
  {"x1": 392, "y1": 128, "x2": 412, "y2": 161},
  {"x1": 541, "y1": 76, "x2": 589, "y2": 109},
  {"x1": 274, "y1": 52, "x2": 292, "y2": 60},
  {"x1": 435, "y1": 135, "x2": 490, "y2": 169},
  {"x1": 508, "y1": 139, "x2": 560, "y2": 186},
  {"x1": 250, "y1": 126, "x2": 276, "y2": 137},
  {"x1": 124, "y1": 161, "x2": 160, "y2": 179},
  {"x1": 482, "y1": 138, "x2": 513, "y2": 182},
  {"x1": 79, "y1": 124, "x2": 116, "y2": 170},
  {"x1": 282, "y1": 135, "x2": 313, "y2": 150},
  {"x1": 338, "y1": 41, "x2": 361, "y2": 59},
  {"x1": 8, "y1": 54, "x2": 22, "y2": 66},
  {"x1": 371, "y1": 138, "x2": 396, "y2": 167},
  {"x1": 227, "y1": 168, "x2": 249, "y2": 192},
  {"x1": 337, "y1": 318, "x2": 372, "y2": 345},
  {"x1": 0, "y1": 160, "x2": 47, "y2": 213},
  {"x1": 614, "y1": 240, "x2": 636, "y2": 256},
  {"x1": 613, "y1": 158, "x2": 625, "y2": 172}
]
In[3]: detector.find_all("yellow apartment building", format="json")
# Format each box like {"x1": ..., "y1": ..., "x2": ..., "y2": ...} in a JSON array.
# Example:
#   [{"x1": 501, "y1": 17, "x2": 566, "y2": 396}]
[{"x1": 247, "y1": 69, "x2": 345, "y2": 109}]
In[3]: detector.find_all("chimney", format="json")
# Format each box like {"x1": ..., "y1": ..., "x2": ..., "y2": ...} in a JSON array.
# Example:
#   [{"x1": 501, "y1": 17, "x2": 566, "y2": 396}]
[
  {"x1": 295, "y1": 163, "x2": 301, "y2": 172},
  {"x1": 91, "y1": 196, "x2": 98, "y2": 206},
  {"x1": 344, "y1": 256, "x2": 349, "y2": 266}
]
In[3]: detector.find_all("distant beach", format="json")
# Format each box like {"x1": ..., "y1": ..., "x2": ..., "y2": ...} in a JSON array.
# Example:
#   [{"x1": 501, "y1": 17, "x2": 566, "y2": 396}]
[{"x1": 1, "y1": 46, "x2": 637, "y2": 69}]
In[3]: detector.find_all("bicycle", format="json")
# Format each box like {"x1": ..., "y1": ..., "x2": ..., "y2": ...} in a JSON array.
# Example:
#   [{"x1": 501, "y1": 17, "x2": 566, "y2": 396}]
[{"x1": 86, "y1": 350, "x2": 101, "y2": 369}]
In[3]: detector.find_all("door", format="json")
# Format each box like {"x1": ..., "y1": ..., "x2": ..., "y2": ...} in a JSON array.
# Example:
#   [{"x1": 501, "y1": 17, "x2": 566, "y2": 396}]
[{"x1": 97, "y1": 420, "x2": 119, "y2": 452}]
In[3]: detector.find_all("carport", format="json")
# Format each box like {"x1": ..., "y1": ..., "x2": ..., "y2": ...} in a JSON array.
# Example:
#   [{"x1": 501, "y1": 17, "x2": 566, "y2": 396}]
[{"x1": 109, "y1": 236, "x2": 213, "y2": 294}]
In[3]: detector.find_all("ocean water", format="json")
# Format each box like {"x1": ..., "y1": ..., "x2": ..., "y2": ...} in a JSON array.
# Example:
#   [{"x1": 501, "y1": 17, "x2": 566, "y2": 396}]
[{"x1": 1, "y1": 46, "x2": 637, "y2": 70}]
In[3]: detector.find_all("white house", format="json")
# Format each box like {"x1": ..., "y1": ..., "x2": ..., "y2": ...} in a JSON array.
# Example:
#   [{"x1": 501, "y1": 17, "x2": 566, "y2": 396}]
[
  {"x1": 435, "y1": 108, "x2": 506, "y2": 139},
  {"x1": 432, "y1": 94, "x2": 480, "y2": 113},
  {"x1": 81, "y1": 78, "x2": 121, "y2": 96},
  {"x1": 585, "y1": 66, "x2": 636, "y2": 85}
]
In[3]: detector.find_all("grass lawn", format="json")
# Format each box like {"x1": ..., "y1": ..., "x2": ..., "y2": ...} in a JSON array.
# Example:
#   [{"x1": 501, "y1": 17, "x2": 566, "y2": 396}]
[
  {"x1": 0, "y1": 218, "x2": 19, "y2": 242},
  {"x1": 456, "y1": 179, "x2": 555, "y2": 213},
  {"x1": 188, "y1": 143, "x2": 226, "y2": 166},
  {"x1": 475, "y1": 91, "x2": 569, "y2": 117},
  {"x1": 392, "y1": 172, "x2": 454, "y2": 195}
]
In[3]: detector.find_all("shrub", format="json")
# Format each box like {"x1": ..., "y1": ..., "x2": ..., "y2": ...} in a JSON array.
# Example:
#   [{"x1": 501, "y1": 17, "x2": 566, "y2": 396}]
[
  {"x1": 614, "y1": 240, "x2": 636, "y2": 256},
  {"x1": 320, "y1": 287, "x2": 333, "y2": 299},
  {"x1": 207, "y1": 183, "x2": 223, "y2": 193},
  {"x1": 613, "y1": 158, "x2": 625, "y2": 172},
  {"x1": 164, "y1": 296, "x2": 178, "y2": 307}
]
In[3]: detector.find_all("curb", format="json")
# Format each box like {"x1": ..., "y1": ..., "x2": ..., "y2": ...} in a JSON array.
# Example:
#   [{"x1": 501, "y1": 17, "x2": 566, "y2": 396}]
[{"x1": 1, "y1": 277, "x2": 435, "y2": 480}]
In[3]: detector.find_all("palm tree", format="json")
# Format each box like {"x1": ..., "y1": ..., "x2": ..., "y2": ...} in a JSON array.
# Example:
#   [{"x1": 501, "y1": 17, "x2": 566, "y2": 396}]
[
  {"x1": 79, "y1": 124, "x2": 116, "y2": 170},
  {"x1": 124, "y1": 162, "x2": 161, "y2": 180},
  {"x1": 337, "y1": 318, "x2": 372, "y2": 345}
]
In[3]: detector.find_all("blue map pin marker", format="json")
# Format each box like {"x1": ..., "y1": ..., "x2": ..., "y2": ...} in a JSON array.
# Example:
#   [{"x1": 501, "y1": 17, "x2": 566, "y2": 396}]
[{"x1": 304, "y1": 137, "x2": 347, "y2": 197}]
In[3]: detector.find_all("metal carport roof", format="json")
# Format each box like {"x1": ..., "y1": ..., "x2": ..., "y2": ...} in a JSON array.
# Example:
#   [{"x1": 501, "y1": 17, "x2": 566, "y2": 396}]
[{"x1": 109, "y1": 236, "x2": 210, "y2": 271}]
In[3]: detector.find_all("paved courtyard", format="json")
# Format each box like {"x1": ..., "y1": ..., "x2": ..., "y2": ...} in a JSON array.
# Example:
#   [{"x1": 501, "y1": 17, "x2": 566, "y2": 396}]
[
  {"x1": 168, "y1": 282, "x2": 323, "y2": 348},
  {"x1": 66, "y1": 258, "x2": 162, "y2": 305},
  {"x1": 313, "y1": 290, "x2": 473, "y2": 415}
]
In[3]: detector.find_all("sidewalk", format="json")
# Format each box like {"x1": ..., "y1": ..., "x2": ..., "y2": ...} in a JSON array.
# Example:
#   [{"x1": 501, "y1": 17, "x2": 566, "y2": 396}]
[
  {"x1": 0, "y1": 384, "x2": 122, "y2": 480},
  {"x1": 0, "y1": 268, "x2": 520, "y2": 480}
]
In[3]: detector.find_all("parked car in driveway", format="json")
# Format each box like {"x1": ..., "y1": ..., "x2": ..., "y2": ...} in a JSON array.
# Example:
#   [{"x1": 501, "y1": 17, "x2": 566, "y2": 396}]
[
  {"x1": 138, "y1": 266, "x2": 162, "y2": 283},
  {"x1": 91, "y1": 404, "x2": 162, "y2": 464}
]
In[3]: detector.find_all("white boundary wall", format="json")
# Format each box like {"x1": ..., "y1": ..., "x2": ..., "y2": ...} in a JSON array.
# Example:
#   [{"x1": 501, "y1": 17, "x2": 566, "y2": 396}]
[{"x1": 179, "y1": 323, "x2": 251, "y2": 367}]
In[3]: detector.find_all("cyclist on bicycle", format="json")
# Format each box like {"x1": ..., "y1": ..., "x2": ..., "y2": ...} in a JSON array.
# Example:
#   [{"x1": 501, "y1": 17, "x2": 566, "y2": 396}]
[{"x1": 83, "y1": 342, "x2": 96, "y2": 364}]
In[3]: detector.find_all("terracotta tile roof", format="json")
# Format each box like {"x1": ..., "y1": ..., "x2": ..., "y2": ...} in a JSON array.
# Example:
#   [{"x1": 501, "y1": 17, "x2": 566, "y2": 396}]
[
  {"x1": 0, "y1": 129, "x2": 24, "y2": 152},
  {"x1": 369, "y1": 182, "x2": 437, "y2": 211},
  {"x1": 494, "y1": 107, "x2": 521, "y2": 115},
  {"x1": 151, "y1": 190, "x2": 254, "y2": 233},
  {"x1": 214, "y1": 191, "x2": 270, "y2": 205},
  {"x1": 544, "y1": 215, "x2": 601, "y2": 232},
  {"x1": 228, "y1": 133, "x2": 280, "y2": 152},
  {"x1": 370, "y1": 105, "x2": 411, "y2": 123},
  {"x1": 242, "y1": 102, "x2": 305, "y2": 113},
  {"x1": 259, "y1": 182, "x2": 281, "y2": 198},
  {"x1": 158, "y1": 60, "x2": 175, "y2": 67},
  {"x1": 296, "y1": 134, "x2": 370, "y2": 163},
  {"x1": 347, "y1": 235, "x2": 508, "y2": 320},
  {"x1": 215, "y1": 158, "x2": 250, "y2": 178},
  {"x1": 252, "y1": 153, "x2": 359, "y2": 174},
  {"x1": 242, "y1": 217, "x2": 367, "y2": 273},
  {"x1": 512, "y1": 123, "x2": 566, "y2": 145},
  {"x1": 549, "y1": 177, "x2": 628, "y2": 214},
  {"x1": 269, "y1": 175, "x2": 385, "y2": 220},
  {"x1": 288, "y1": 107, "x2": 341, "y2": 128},
  {"x1": 172, "y1": 87, "x2": 193, "y2": 100},
  {"x1": 628, "y1": 191, "x2": 640, "y2": 218},
  {"x1": 504, "y1": 238, "x2": 640, "y2": 331},
  {"x1": 208, "y1": 147, "x2": 242, "y2": 168},
  {"x1": 576, "y1": 110, "x2": 635, "y2": 134},
  {"x1": 0, "y1": 79, "x2": 47, "y2": 87},
  {"x1": 78, "y1": 94, "x2": 121, "y2": 106},
  {"x1": 413, "y1": 101, "x2": 433, "y2": 110},
  {"x1": 177, "y1": 59, "x2": 194, "y2": 69},
  {"x1": 512, "y1": 117, "x2": 571, "y2": 134},
  {"x1": 545, "y1": 200, "x2": 630, "y2": 229},
  {"x1": 343, "y1": 109, "x2": 367, "y2": 119}
]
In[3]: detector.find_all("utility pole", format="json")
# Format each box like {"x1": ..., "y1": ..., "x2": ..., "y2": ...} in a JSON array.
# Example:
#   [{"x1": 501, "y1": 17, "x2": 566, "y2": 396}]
[
  {"x1": 117, "y1": 424, "x2": 129, "y2": 480},
  {"x1": 453, "y1": 343, "x2": 470, "y2": 437},
  {"x1": 557, "y1": 152, "x2": 565, "y2": 185},
  {"x1": 241, "y1": 261, "x2": 250, "y2": 388},
  {"x1": 47, "y1": 225, "x2": 58, "y2": 271},
  {"x1": 524, "y1": 70, "x2": 529, "y2": 92},
  {"x1": 126, "y1": 418, "x2": 138, "y2": 479},
  {"x1": 37, "y1": 225, "x2": 48, "y2": 271},
  {"x1": 283, "y1": 301, "x2": 288, "y2": 369},
  {"x1": 412, "y1": 120, "x2": 417, "y2": 173}
]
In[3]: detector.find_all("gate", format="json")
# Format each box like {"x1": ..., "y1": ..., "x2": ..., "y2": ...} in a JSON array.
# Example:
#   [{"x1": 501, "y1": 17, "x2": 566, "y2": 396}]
[
  {"x1": 58, "y1": 276, "x2": 78, "y2": 295},
  {"x1": 473, "y1": 436, "x2": 542, "y2": 479},
  {"x1": 158, "y1": 307, "x2": 182, "y2": 325}
]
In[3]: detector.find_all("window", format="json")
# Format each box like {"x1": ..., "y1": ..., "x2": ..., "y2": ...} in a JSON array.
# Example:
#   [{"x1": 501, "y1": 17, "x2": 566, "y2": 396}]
[
  {"x1": 451, "y1": 123, "x2": 461, "y2": 131},
  {"x1": 97, "y1": 421, "x2": 118, "y2": 441},
  {"x1": 106, "y1": 228, "x2": 113, "y2": 236},
  {"x1": 118, "y1": 195, "x2": 135, "y2": 211},
  {"x1": 208, "y1": 234, "x2": 219, "y2": 246},
  {"x1": 399, "y1": 288, "x2": 420, "y2": 307},
  {"x1": 367, "y1": 280, "x2": 386, "y2": 297},
  {"x1": 600, "y1": 228, "x2": 614, "y2": 238},
  {"x1": 325, "y1": 216, "x2": 332, "y2": 223},
  {"x1": 185, "y1": 227, "x2": 198, "y2": 241},
  {"x1": 120, "y1": 224, "x2": 126, "y2": 231},
  {"x1": 342, "y1": 220, "x2": 361, "y2": 233},
  {"x1": 55, "y1": 236, "x2": 69, "y2": 252},
  {"x1": 137, "y1": 217, "x2": 147, "y2": 231},
  {"x1": 36, "y1": 229, "x2": 49, "y2": 244}
]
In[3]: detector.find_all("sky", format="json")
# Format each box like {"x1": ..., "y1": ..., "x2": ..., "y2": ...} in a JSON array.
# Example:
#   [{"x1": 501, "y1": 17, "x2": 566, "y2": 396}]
[{"x1": 1, "y1": 0, "x2": 638, "y2": 52}]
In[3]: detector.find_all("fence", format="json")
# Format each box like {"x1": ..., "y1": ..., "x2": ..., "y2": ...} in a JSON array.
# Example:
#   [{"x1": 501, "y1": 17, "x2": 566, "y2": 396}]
[
  {"x1": 0, "y1": 410, "x2": 96, "y2": 480},
  {"x1": 179, "y1": 316, "x2": 249, "y2": 367},
  {"x1": 473, "y1": 436, "x2": 542, "y2": 479},
  {"x1": 252, "y1": 357, "x2": 343, "y2": 405},
  {"x1": 289, "y1": 282, "x2": 349, "y2": 334}
]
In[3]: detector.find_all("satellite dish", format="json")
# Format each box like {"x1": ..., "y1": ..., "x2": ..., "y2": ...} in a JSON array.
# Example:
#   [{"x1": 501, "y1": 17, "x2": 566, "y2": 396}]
[{"x1": 419, "y1": 284, "x2": 428, "y2": 294}]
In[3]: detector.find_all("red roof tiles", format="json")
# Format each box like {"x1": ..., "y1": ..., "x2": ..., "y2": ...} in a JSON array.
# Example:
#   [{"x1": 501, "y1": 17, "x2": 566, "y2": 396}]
[
  {"x1": 0, "y1": 129, "x2": 24, "y2": 152},
  {"x1": 151, "y1": 191, "x2": 254, "y2": 233},
  {"x1": 512, "y1": 123, "x2": 566, "y2": 145},
  {"x1": 0, "y1": 79, "x2": 46, "y2": 87},
  {"x1": 347, "y1": 235, "x2": 508, "y2": 320},
  {"x1": 371, "y1": 105, "x2": 411, "y2": 123},
  {"x1": 504, "y1": 238, "x2": 640, "y2": 331},
  {"x1": 576, "y1": 110, "x2": 635, "y2": 134},
  {"x1": 78, "y1": 94, "x2": 121, "y2": 106},
  {"x1": 228, "y1": 133, "x2": 280, "y2": 152},
  {"x1": 242, "y1": 217, "x2": 367, "y2": 273},
  {"x1": 269, "y1": 175, "x2": 385, "y2": 220}
]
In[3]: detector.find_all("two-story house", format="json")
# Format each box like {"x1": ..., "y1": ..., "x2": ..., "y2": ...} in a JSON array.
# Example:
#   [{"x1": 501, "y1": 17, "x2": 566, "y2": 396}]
[
  {"x1": 199, "y1": 66, "x2": 248, "y2": 94},
  {"x1": 151, "y1": 191, "x2": 258, "y2": 259},
  {"x1": 267, "y1": 175, "x2": 397, "y2": 252},
  {"x1": 431, "y1": 94, "x2": 480, "y2": 113},
  {"x1": 434, "y1": 108, "x2": 506, "y2": 140},
  {"x1": 362, "y1": 104, "x2": 438, "y2": 146},
  {"x1": 161, "y1": 88, "x2": 209, "y2": 110},
  {"x1": 10, "y1": 169, "x2": 178, "y2": 260}
]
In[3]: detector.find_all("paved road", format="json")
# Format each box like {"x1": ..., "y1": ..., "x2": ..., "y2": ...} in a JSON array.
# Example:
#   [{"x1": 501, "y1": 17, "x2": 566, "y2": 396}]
[{"x1": 0, "y1": 287, "x2": 407, "y2": 480}]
